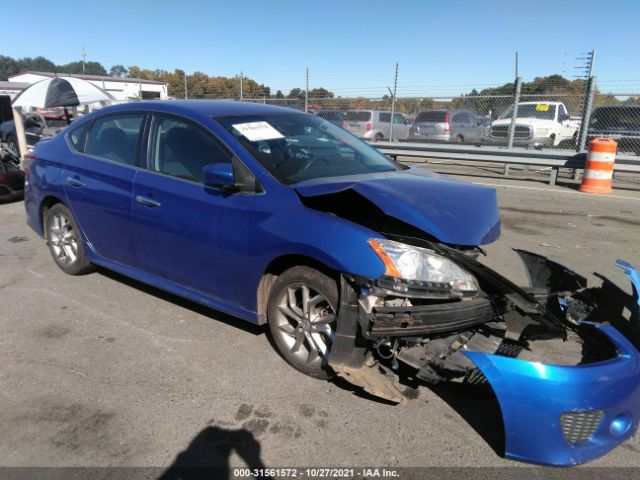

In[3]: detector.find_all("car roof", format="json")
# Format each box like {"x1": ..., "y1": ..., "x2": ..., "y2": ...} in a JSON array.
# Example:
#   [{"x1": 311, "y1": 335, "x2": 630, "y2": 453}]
[
  {"x1": 519, "y1": 101, "x2": 562, "y2": 106},
  {"x1": 91, "y1": 100, "x2": 306, "y2": 118}
]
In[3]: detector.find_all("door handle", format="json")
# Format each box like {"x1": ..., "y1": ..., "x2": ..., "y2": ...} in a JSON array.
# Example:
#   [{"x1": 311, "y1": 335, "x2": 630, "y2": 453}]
[
  {"x1": 135, "y1": 195, "x2": 161, "y2": 208},
  {"x1": 66, "y1": 177, "x2": 85, "y2": 187}
]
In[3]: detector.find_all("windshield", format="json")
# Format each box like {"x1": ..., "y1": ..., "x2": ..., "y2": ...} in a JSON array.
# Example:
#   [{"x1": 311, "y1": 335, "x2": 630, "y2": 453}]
[
  {"x1": 589, "y1": 107, "x2": 640, "y2": 131},
  {"x1": 345, "y1": 111, "x2": 371, "y2": 122},
  {"x1": 216, "y1": 113, "x2": 397, "y2": 184},
  {"x1": 415, "y1": 111, "x2": 447, "y2": 123},
  {"x1": 499, "y1": 104, "x2": 557, "y2": 120}
]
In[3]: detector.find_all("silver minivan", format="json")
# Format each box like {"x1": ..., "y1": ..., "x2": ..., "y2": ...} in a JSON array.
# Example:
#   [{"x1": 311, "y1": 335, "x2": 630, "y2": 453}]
[
  {"x1": 408, "y1": 109, "x2": 487, "y2": 143},
  {"x1": 343, "y1": 110, "x2": 410, "y2": 141}
]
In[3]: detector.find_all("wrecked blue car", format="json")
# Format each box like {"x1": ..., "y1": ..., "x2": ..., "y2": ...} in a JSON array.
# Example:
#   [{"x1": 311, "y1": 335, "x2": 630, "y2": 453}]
[{"x1": 24, "y1": 100, "x2": 640, "y2": 466}]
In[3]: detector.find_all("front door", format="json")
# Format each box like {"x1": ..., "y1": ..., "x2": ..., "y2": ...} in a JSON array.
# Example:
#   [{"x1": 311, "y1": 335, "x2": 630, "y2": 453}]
[{"x1": 131, "y1": 114, "x2": 255, "y2": 308}]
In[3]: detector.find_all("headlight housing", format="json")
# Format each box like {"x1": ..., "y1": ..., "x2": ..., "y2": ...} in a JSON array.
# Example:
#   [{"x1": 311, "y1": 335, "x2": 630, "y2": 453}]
[
  {"x1": 535, "y1": 127, "x2": 550, "y2": 136},
  {"x1": 369, "y1": 238, "x2": 479, "y2": 297}
]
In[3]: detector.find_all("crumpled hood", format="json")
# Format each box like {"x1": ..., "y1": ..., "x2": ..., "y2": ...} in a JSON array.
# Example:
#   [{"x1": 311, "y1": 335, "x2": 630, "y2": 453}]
[{"x1": 294, "y1": 168, "x2": 501, "y2": 246}]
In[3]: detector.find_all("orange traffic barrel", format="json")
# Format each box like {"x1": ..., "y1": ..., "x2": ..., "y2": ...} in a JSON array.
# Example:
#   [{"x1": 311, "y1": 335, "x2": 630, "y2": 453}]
[{"x1": 579, "y1": 138, "x2": 617, "y2": 194}]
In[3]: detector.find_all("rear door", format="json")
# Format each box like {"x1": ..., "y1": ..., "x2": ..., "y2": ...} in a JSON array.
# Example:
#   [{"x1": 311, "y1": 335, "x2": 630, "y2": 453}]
[
  {"x1": 131, "y1": 113, "x2": 255, "y2": 307},
  {"x1": 392, "y1": 113, "x2": 409, "y2": 140},
  {"x1": 62, "y1": 112, "x2": 145, "y2": 265},
  {"x1": 344, "y1": 111, "x2": 371, "y2": 137}
]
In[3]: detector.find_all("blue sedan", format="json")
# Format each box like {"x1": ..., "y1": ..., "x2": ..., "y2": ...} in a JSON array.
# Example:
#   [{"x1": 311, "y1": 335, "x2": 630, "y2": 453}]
[{"x1": 24, "y1": 100, "x2": 640, "y2": 466}]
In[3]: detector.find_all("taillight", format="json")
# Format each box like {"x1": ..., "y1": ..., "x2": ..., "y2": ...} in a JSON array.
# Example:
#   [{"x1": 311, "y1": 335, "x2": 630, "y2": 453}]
[
  {"x1": 366, "y1": 122, "x2": 372, "y2": 131},
  {"x1": 23, "y1": 151, "x2": 35, "y2": 175},
  {"x1": 444, "y1": 112, "x2": 451, "y2": 132}
]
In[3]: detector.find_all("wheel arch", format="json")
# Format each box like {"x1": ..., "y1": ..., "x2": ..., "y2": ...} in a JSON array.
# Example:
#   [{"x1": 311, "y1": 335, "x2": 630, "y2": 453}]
[
  {"x1": 40, "y1": 195, "x2": 66, "y2": 233},
  {"x1": 256, "y1": 254, "x2": 339, "y2": 324}
]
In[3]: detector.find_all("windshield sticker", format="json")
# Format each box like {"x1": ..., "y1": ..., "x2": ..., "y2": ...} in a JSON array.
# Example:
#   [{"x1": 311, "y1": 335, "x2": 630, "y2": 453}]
[
  {"x1": 232, "y1": 121, "x2": 284, "y2": 142},
  {"x1": 535, "y1": 104, "x2": 550, "y2": 112}
]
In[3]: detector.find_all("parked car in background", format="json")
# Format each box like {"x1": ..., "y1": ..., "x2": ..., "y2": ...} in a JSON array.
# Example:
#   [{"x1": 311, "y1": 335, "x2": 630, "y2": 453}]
[
  {"x1": 489, "y1": 102, "x2": 579, "y2": 147},
  {"x1": 587, "y1": 105, "x2": 640, "y2": 155},
  {"x1": 309, "y1": 109, "x2": 346, "y2": 127},
  {"x1": 0, "y1": 144, "x2": 24, "y2": 200},
  {"x1": 0, "y1": 111, "x2": 69, "y2": 154},
  {"x1": 408, "y1": 109, "x2": 488, "y2": 143},
  {"x1": 343, "y1": 110, "x2": 410, "y2": 141}
]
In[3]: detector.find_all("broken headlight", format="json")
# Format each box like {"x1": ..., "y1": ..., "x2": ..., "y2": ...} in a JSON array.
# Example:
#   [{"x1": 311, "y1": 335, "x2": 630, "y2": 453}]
[{"x1": 368, "y1": 238, "x2": 479, "y2": 297}]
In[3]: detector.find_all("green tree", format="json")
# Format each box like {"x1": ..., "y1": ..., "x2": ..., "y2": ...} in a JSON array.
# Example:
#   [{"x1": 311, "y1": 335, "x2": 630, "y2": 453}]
[
  {"x1": 109, "y1": 64, "x2": 128, "y2": 78},
  {"x1": 59, "y1": 61, "x2": 107, "y2": 76},
  {"x1": 0, "y1": 55, "x2": 19, "y2": 80},
  {"x1": 309, "y1": 87, "x2": 334, "y2": 99},
  {"x1": 287, "y1": 88, "x2": 304, "y2": 99}
]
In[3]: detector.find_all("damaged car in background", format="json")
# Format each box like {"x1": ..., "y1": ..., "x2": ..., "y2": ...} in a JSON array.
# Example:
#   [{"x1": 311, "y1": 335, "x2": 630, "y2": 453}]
[{"x1": 24, "y1": 100, "x2": 640, "y2": 467}]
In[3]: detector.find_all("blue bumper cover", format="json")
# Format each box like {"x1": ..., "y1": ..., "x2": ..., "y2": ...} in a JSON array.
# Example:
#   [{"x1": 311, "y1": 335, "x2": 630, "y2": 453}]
[{"x1": 464, "y1": 323, "x2": 640, "y2": 465}]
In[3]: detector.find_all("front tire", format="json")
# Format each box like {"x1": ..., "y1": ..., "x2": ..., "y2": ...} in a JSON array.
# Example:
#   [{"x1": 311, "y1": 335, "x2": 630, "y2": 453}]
[
  {"x1": 45, "y1": 203, "x2": 94, "y2": 275},
  {"x1": 267, "y1": 266, "x2": 338, "y2": 379}
]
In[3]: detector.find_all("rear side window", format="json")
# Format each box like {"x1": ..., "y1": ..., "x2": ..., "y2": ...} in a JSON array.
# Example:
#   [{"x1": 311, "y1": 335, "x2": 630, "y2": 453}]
[
  {"x1": 379, "y1": 113, "x2": 391, "y2": 123},
  {"x1": 346, "y1": 111, "x2": 371, "y2": 122},
  {"x1": 85, "y1": 114, "x2": 145, "y2": 165},
  {"x1": 68, "y1": 122, "x2": 90, "y2": 152},
  {"x1": 416, "y1": 111, "x2": 447, "y2": 122},
  {"x1": 148, "y1": 115, "x2": 233, "y2": 183}
]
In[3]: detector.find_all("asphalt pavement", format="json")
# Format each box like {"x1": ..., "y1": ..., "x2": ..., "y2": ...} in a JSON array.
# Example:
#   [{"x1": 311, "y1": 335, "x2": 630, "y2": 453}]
[{"x1": 1, "y1": 165, "x2": 640, "y2": 472}]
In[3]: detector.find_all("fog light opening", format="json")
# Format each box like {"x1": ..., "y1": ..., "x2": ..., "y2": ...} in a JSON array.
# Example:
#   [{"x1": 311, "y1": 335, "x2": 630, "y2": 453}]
[{"x1": 610, "y1": 412, "x2": 633, "y2": 437}]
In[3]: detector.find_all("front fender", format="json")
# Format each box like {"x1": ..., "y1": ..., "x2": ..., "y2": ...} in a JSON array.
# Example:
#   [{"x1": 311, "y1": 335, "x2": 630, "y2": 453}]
[
  {"x1": 464, "y1": 323, "x2": 640, "y2": 466},
  {"x1": 250, "y1": 206, "x2": 386, "y2": 278}
]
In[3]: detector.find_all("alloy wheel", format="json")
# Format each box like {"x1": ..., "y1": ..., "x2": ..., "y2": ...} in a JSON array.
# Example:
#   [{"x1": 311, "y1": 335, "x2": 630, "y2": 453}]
[
  {"x1": 273, "y1": 283, "x2": 336, "y2": 367},
  {"x1": 49, "y1": 213, "x2": 78, "y2": 265}
]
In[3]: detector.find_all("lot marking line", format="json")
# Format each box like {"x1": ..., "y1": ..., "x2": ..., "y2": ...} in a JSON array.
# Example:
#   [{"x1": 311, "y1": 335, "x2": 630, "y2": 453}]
[{"x1": 471, "y1": 181, "x2": 640, "y2": 202}]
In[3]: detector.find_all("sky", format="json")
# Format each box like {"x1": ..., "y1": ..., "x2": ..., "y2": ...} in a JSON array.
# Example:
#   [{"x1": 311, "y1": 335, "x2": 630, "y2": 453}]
[{"x1": 5, "y1": 0, "x2": 640, "y2": 96}]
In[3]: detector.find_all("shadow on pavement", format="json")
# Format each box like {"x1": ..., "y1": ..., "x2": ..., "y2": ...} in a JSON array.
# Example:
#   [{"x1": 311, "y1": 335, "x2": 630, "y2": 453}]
[
  {"x1": 428, "y1": 382, "x2": 505, "y2": 458},
  {"x1": 96, "y1": 267, "x2": 266, "y2": 336},
  {"x1": 158, "y1": 426, "x2": 268, "y2": 480}
]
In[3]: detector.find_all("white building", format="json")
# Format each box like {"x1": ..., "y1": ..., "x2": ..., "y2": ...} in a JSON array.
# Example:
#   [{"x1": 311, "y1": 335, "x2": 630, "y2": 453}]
[
  {"x1": 0, "y1": 81, "x2": 31, "y2": 99},
  {"x1": 8, "y1": 71, "x2": 169, "y2": 102}
]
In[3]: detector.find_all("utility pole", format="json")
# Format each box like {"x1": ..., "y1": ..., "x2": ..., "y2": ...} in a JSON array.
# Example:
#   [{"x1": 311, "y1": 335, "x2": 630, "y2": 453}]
[
  {"x1": 184, "y1": 71, "x2": 188, "y2": 99},
  {"x1": 80, "y1": 47, "x2": 87, "y2": 74},
  {"x1": 305, "y1": 67, "x2": 309, "y2": 112},
  {"x1": 389, "y1": 62, "x2": 399, "y2": 142},
  {"x1": 515, "y1": 51, "x2": 519, "y2": 79},
  {"x1": 239, "y1": 72, "x2": 243, "y2": 100},
  {"x1": 575, "y1": 50, "x2": 596, "y2": 152}
]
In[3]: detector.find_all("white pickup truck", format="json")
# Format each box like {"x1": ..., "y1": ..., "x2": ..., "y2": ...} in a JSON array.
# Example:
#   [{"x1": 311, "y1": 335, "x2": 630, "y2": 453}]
[{"x1": 489, "y1": 101, "x2": 580, "y2": 147}]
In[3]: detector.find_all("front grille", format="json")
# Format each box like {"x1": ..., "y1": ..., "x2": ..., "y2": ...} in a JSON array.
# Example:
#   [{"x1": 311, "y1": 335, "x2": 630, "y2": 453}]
[
  {"x1": 560, "y1": 410, "x2": 604, "y2": 444},
  {"x1": 490, "y1": 125, "x2": 532, "y2": 139}
]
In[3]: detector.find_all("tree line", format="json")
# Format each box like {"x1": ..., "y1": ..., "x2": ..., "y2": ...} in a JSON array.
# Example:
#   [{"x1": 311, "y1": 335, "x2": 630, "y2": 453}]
[
  {"x1": 1, "y1": 54, "x2": 636, "y2": 112},
  {"x1": 0, "y1": 54, "x2": 335, "y2": 101}
]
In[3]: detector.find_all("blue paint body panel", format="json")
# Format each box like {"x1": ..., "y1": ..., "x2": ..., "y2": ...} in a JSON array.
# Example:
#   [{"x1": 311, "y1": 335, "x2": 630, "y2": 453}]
[
  {"x1": 464, "y1": 323, "x2": 640, "y2": 466},
  {"x1": 294, "y1": 167, "x2": 501, "y2": 246}
]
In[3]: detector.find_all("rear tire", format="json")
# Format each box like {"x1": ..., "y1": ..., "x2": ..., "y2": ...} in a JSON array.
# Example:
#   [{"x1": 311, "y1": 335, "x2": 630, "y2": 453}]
[
  {"x1": 374, "y1": 133, "x2": 384, "y2": 142},
  {"x1": 267, "y1": 266, "x2": 338, "y2": 380},
  {"x1": 45, "y1": 203, "x2": 94, "y2": 275},
  {"x1": 455, "y1": 134, "x2": 464, "y2": 143}
]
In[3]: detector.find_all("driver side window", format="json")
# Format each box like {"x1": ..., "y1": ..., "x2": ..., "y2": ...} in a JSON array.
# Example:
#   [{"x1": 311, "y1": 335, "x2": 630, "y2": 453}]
[{"x1": 148, "y1": 115, "x2": 232, "y2": 183}]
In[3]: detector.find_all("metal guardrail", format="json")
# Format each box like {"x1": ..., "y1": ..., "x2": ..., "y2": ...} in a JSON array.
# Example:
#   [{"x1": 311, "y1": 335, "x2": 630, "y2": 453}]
[{"x1": 373, "y1": 141, "x2": 640, "y2": 186}]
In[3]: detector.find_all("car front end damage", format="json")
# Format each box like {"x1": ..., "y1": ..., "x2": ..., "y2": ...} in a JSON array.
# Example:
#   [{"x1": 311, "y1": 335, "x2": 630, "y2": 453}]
[{"x1": 328, "y1": 238, "x2": 640, "y2": 466}]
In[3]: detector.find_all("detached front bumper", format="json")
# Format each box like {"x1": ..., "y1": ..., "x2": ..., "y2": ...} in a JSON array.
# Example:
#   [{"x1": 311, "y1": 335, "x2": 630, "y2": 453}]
[{"x1": 464, "y1": 322, "x2": 640, "y2": 466}]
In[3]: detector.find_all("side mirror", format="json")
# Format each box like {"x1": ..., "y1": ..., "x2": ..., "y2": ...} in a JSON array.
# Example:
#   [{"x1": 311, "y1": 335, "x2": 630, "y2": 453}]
[{"x1": 203, "y1": 163, "x2": 235, "y2": 189}]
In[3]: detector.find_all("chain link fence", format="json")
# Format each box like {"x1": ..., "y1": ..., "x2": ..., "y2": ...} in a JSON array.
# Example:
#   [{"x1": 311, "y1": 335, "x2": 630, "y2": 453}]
[{"x1": 181, "y1": 75, "x2": 640, "y2": 157}]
